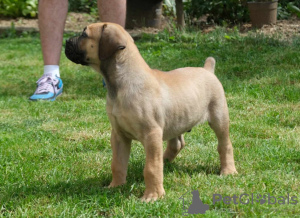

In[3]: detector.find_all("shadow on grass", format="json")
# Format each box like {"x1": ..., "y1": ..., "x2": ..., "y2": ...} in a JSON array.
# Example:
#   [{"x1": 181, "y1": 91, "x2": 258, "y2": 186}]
[
  {"x1": 1, "y1": 177, "x2": 121, "y2": 214},
  {"x1": 164, "y1": 160, "x2": 221, "y2": 176},
  {"x1": 1, "y1": 158, "x2": 220, "y2": 211}
]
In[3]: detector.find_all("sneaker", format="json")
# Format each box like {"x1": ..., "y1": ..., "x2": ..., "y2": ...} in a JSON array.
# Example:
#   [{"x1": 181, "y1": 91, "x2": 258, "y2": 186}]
[{"x1": 29, "y1": 73, "x2": 63, "y2": 101}]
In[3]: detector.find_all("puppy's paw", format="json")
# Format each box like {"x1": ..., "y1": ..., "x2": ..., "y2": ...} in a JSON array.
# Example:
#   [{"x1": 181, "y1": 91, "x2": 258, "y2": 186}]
[
  {"x1": 108, "y1": 181, "x2": 125, "y2": 188},
  {"x1": 220, "y1": 167, "x2": 238, "y2": 176},
  {"x1": 141, "y1": 188, "x2": 165, "y2": 203},
  {"x1": 163, "y1": 152, "x2": 176, "y2": 162}
]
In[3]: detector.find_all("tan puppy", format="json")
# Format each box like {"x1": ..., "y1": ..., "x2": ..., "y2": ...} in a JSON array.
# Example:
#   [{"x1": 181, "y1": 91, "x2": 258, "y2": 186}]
[{"x1": 65, "y1": 23, "x2": 237, "y2": 202}]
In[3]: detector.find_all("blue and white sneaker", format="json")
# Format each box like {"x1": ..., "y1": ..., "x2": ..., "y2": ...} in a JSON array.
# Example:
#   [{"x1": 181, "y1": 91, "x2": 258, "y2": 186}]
[{"x1": 29, "y1": 73, "x2": 63, "y2": 101}]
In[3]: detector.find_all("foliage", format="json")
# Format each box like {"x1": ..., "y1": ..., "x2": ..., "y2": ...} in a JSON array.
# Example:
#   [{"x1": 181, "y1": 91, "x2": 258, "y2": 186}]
[
  {"x1": 250, "y1": 0, "x2": 292, "y2": 1},
  {"x1": 0, "y1": 0, "x2": 38, "y2": 18},
  {"x1": 278, "y1": 1, "x2": 300, "y2": 20},
  {"x1": 163, "y1": 0, "x2": 177, "y2": 17},
  {"x1": 185, "y1": 0, "x2": 249, "y2": 24},
  {"x1": 0, "y1": 22, "x2": 17, "y2": 38},
  {"x1": 287, "y1": 2, "x2": 300, "y2": 17},
  {"x1": 68, "y1": 0, "x2": 98, "y2": 15},
  {"x1": 277, "y1": 0, "x2": 300, "y2": 7},
  {"x1": 0, "y1": 22, "x2": 39, "y2": 38},
  {"x1": 0, "y1": 0, "x2": 99, "y2": 18},
  {"x1": 185, "y1": 0, "x2": 300, "y2": 24}
]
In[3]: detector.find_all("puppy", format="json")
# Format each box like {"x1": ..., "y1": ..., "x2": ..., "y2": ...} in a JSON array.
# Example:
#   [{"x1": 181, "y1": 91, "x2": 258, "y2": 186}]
[{"x1": 65, "y1": 23, "x2": 237, "y2": 202}]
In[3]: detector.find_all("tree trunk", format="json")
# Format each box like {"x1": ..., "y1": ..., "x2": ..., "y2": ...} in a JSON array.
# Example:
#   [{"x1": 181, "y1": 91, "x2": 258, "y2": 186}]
[
  {"x1": 175, "y1": 0, "x2": 185, "y2": 29},
  {"x1": 126, "y1": 0, "x2": 163, "y2": 29}
]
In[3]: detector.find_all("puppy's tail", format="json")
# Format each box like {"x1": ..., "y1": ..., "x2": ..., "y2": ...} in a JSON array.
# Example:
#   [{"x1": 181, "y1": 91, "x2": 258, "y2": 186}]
[{"x1": 204, "y1": 57, "x2": 216, "y2": 74}]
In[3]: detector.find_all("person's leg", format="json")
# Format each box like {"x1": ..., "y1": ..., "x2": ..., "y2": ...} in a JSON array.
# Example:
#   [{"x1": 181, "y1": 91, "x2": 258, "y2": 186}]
[
  {"x1": 98, "y1": 0, "x2": 127, "y2": 27},
  {"x1": 39, "y1": 0, "x2": 68, "y2": 66},
  {"x1": 29, "y1": 0, "x2": 68, "y2": 101},
  {"x1": 98, "y1": 0, "x2": 126, "y2": 88}
]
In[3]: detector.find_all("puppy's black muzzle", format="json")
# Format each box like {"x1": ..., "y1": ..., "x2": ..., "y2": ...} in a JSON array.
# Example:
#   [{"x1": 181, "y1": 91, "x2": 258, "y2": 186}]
[{"x1": 65, "y1": 36, "x2": 88, "y2": 66}]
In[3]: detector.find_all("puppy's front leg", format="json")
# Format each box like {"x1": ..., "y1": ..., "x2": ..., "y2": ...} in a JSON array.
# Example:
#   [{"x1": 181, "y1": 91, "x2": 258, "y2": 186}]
[
  {"x1": 141, "y1": 129, "x2": 165, "y2": 202},
  {"x1": 108, "y1": 129, "x2": 132, "y2": 187}
]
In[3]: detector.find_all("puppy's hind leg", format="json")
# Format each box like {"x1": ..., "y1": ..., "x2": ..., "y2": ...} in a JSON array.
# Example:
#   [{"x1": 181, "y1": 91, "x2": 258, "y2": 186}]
[
  {"x1": 163, "y1": 135, "x2": 185, "y2": 162},
  {"x1": 208, "y1": 104, "x2": 237, "y2": 175}
]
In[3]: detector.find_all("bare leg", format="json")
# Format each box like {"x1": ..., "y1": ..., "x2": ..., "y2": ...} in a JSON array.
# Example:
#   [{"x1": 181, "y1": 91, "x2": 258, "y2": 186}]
[
  {"x1": 38, "y1": 0, "x2": 68, "y2": 65},
  {"x1": 108, "y1": 129, "x2": 132, "y2": 187},
  {"x1": 98, "y1": 0, "x2": 127, "y2": 27},
  {"x1": 141, "y1": 129, "x2": 165, "y2": 202},
  {"x1": 163, "y1": 135, "x2": 185, "y2": 162}
]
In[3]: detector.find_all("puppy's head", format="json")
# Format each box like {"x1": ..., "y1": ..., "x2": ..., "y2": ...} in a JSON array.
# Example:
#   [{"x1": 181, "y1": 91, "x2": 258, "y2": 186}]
[{"x1": 65, "y1": 22, "x2": 128, "y2": 66}]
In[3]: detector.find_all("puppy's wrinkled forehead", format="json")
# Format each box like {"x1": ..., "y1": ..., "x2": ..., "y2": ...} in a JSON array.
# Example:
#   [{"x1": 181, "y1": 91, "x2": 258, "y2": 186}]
[{"x1": 85, "y1": 23, "x2": 105, "y2": 39}]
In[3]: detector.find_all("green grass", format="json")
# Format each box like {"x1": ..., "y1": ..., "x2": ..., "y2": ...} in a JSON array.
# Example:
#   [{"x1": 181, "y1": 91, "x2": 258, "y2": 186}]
[{"x1": 0, "y1": 28, "x2": 299, "y2": 217}]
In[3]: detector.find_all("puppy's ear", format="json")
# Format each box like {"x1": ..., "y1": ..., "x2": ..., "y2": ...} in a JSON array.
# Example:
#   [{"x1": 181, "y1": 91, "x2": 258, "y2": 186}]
[{"x1": 98, "y1": 24, "x2": 127, "y2": 61}]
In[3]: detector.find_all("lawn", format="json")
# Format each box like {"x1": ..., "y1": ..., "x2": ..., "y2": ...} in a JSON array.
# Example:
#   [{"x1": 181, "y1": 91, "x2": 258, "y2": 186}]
[{"x1": 0, "y1": 27, "x2": 299, "y2": 217}]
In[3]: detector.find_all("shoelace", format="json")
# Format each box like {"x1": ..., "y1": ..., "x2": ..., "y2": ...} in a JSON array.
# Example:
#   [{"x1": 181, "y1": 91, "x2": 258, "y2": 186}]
[{"x1": 35, "y1": 74, "x2": 58, "y2": 94}]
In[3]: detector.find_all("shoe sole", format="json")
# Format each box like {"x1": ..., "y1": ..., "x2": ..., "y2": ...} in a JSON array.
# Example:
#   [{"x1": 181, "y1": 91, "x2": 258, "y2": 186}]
[{"x1": 29, "y1": 87, "x2": 63, "y2": 102}]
